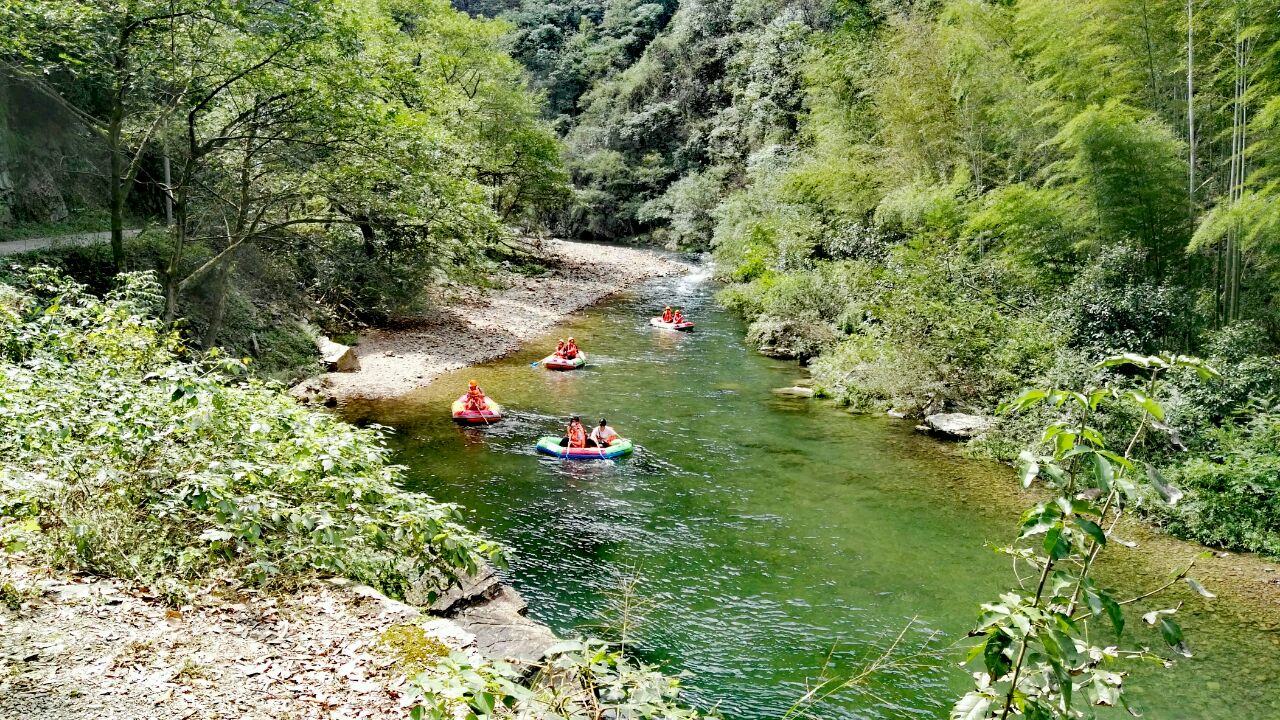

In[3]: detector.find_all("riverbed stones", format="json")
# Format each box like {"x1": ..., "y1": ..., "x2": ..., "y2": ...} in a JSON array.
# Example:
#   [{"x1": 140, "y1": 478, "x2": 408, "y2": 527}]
[{"x1": 918, "y1": 412, "x2": 995, "y2": 439}]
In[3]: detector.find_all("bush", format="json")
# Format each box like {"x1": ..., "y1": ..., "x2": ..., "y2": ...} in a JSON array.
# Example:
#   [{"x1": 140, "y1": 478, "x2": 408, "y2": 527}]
[
  {"x1": 1154, "y1": 416, "x2": 1280, "y2": 556},
  {"x1": 0, "y1": 269, "x2": 500, "y2": 598}
]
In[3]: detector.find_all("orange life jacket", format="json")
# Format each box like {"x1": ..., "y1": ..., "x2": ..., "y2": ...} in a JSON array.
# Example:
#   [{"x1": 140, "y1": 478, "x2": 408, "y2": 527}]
[
  {"x1": 567, "y1": 423, "x2": 586, "y2": 448},
  {"x1": 566, "y1": 342, "x2": 579, "y2": 357},
  {"x1": 465, "y1": 388, "x2": 486, "y2": 410},
  {"x1": 662, "y1": 310, "x2": 673, "y2": 322},
  {"x1": 673, "y1": 312, "x2": 684, "y2": 323}
]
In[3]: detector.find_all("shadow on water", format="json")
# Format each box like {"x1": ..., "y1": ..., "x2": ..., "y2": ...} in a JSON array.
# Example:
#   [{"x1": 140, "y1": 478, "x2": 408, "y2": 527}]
[{"x1": 345, "y1": 268, "x2": 1280, "y2": 720}]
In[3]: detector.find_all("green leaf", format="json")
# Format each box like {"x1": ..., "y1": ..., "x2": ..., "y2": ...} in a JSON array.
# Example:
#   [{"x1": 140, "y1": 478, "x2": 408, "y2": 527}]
[
  {"x1": 1091, "y1": 453, "x2": 1113, "y2": 493},
  {"x1": 1085, "y1": 586, "x2": 1104, "y2": 620},
  {"x1": 1132, "y1": 391, "x2": 1166, "y2": 421},
  {"x1": 1102, "y1": 593, "x2": 1124, "y2": 636},
  {"x1": 951, "y1": 692, "x2": 993, "y2": 720},
  {"x1": 1157, "y1": 616, "x2": 1182, "y2": 644},
  {"x1": 983, "y1": 631, "x2": 1012, "y2": 679},
  {"x1": 1185, "y1": 578, "x2": 1216, "y2": 599},
  {"x1": 1099, "y1": 352, "x2": 1155, "y2": 369},
  {"x1": 1017, "y1": 451, "x2": 1040, "y2": 488},
  {"x1": 1051, "y1": 623, "x2": 1081, "y2": 665},
  {"x1": 1144, "y1": 463, "x2": 1184, "y2": 506},
  {"x1": 1005, "y1": 388, "x2": 1049, "y2": 413},
  {"x1": 1072, "y1": 517, "x2": 1106, "y2": 547},
  {"x1": 1043, "y1": 526, "x2": 1070, "y2": 560}
]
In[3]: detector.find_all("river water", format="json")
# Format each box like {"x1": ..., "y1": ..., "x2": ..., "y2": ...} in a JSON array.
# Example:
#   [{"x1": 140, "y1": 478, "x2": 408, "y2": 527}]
[{"x1": 344, "y1": 268, "x2": 1280, "y2": 719}]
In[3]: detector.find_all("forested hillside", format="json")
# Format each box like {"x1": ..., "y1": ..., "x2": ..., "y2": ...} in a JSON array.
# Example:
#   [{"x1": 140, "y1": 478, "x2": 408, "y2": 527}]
[
  {"x1": 1, "y1": 0, "x2": 568, "y2": 375},
  {"x1": 473, "y1": 0, "x2": 1280, "y2": 554}
]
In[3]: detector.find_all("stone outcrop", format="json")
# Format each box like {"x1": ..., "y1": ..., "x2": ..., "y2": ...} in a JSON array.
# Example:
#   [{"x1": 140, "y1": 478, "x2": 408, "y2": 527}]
[
  {"x1": 317, "y1": 336, "x2": 360, "y2": 372},
  {"x1": 429, "y1": 565, "x2": 558, "y2": 671},
  {"x1": 918, "y1": 412, "x2": 995, "y2": 440}
]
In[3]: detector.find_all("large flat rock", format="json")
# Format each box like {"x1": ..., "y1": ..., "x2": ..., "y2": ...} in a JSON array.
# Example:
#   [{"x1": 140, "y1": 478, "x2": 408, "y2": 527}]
[
  {"x1": 919, "y1": 412, "x2": 994, "y2": 440},
  {"x1": 429, "y1": 566, "x2": 558, "y2": 670}
]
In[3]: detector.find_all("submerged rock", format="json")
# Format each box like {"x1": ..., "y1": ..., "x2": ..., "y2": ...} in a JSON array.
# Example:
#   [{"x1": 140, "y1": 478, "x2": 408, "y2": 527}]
[
  {"x1": 919, "y1": 412, "x2": 994, "y2": 440},
  {"x1": 772, "y1": 386, "x2": 815, "y2": 398}
]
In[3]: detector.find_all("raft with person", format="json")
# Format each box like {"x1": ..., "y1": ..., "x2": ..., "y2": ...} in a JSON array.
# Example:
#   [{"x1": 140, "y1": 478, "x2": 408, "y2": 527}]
[
  {"x1": 542, "y1": 352, "x2": 587, "y2": 370},
  {"x1": 537, "y1": 416, "x2": 632, "y2": 459},
  {"x1": 650, "y1": 317, "x2": 694, "y2": 331},
  {"x1": 535, "y1": 436, "x2": 634, "y2": 459},
  {"x1": 452, "y1": 395, "x2": 503, "y2": 424},
  {"x1": 651, "y1": 306, "x2": 693, "y2": 331},
  {"x1": 540, "y1": 336, "x2": 586, "y2": 370},
  {"x1": 452, "y1": 380, "x2": 503, "y2": 424}
]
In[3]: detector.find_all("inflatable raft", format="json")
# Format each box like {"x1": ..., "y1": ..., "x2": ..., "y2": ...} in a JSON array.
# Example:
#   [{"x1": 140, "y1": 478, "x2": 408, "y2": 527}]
[
  {"x1": 535, "y1": 436, "x2": 634, "y2": 459},
  {"x1": 451, "y1": 395, "x2": 503, "y2": 424},
  {"x1": 650, "y1": 317, "x2": 694, "y2": 331},
  {"x1": 543, "y1": 352, "x2": 587, "y2": 370}
]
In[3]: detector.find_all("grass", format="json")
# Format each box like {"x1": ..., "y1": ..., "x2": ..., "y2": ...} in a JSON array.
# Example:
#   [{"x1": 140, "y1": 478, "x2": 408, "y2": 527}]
[{"x1": 379, "y1": 623, "x2": 451, "y2": 675}]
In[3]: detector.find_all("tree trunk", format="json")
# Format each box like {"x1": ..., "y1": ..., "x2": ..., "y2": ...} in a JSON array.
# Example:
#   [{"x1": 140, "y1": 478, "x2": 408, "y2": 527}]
[
  {"x1": 200, "y1": 251, "x2": 236, "y2": 349},
  {"x1": 108, "y1": 102, "x2": 127, "y2": 272},
  {"x1": 1186, "y1": 0, "x2": 1195, "y2": 220}
]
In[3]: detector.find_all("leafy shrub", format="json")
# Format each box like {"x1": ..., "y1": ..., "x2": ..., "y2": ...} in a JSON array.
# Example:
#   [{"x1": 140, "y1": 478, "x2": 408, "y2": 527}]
[
  {"x1": 872, "y1": 182, "x2": 965, "y2": 238},
  {"x1": 1162, "y1": 321, "x2": 1280, "y2": 450},
  {"x1": 1154, "y1": 416, "x2": 1280, "y2": 556},
  {"x1": 1052, "y1": 244, "x2": 1199, "y2": 355},
  {"x1": 0, "y1": 269, "x2": 500, "y2": 598},
  {"x1": 411, "y1": 639, "x2": 710, "y2": 720}
]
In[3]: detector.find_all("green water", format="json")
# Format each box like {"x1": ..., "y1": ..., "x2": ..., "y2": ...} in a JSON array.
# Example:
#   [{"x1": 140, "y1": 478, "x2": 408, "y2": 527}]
[{"x1": 345, "y1": 268, "x2": 1280, "y2": 719}]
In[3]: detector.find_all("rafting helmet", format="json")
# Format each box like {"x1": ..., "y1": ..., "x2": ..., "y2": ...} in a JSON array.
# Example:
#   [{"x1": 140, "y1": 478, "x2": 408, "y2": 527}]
[
  {"x1": 468, "y1": 379, "x2": 478, "y2": 388},
  {"x1": 599, "y1": 418, "x2": 607, "y2": 426}
]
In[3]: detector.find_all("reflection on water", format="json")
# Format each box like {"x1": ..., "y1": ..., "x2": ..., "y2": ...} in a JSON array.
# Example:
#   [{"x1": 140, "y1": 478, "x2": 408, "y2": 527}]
[{"x1": 346, "y1": 268, "x2": 1280, "y2": 720}]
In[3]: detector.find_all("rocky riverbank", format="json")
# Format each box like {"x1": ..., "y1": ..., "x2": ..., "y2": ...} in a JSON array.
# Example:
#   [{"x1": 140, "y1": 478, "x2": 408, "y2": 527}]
[
  {"x1": 0, "y1": 557, "x2": 557, "y2": 720},
  {"x1": 294, "y1": 239, "x2": 690, "y2": 404}
]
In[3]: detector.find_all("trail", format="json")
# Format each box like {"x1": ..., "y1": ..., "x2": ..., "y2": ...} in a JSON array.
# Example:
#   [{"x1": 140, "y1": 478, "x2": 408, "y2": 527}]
[{"x1": 0, "y1": 229, "x2": 141, "y2": 256}]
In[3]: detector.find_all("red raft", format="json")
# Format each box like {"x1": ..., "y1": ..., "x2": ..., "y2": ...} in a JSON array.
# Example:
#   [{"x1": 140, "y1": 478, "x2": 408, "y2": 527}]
[{"x1": 451, "y1": 395, "x2": 503, "y2": 424}]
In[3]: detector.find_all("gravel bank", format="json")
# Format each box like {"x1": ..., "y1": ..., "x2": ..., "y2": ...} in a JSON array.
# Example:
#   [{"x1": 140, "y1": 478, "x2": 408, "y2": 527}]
[
  {"x1": 301, "y1": 239, "x2": 689, "y2": 403},
  {"x1": 0, "y1": 558, "x2": 552, "y2": 720}
]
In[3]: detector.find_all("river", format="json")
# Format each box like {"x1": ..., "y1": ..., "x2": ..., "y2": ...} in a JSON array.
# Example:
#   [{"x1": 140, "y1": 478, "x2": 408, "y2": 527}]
[{"x1": 343, "y1": 267, "x2": 1280, "y2": 719}]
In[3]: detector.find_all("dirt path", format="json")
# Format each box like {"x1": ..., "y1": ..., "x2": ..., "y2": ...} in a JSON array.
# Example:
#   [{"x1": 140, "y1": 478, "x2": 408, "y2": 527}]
[
  {"x1": 300, "y1": 239, "x2": 690, "y2": 403},
  {"x1": 0, "y1": 229, "x2": 141, "y2": 256}
]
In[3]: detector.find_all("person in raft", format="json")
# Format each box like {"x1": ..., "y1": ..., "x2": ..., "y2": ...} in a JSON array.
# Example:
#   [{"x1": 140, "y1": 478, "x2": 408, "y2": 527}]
[
  {"x1": 463, "y1": 380, "x2": 487, "y2": 412},
  {"x1": 554, "y1": 337, "x2": 568, "y2": 357},
  {"x1": 590, "y1": 418, "x2": 620, "y2": 447},
  {"x1": 661, "y1": 306, "x2": 674, "y2": 323},
  {"x1": 672, "y1": 308, "x2": 686, "y2": 324},
  {"x1": 561, "y1": 415, "x2": 590, "y2": 447},
  {"x1": 564, "y1": 337, "x2": 581, "y2": 358}
]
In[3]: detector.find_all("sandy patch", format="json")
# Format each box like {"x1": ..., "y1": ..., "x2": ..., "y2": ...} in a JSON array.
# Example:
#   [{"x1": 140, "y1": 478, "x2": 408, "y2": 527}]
[{"x1": 302, "y1": 239, "x2": 689, "y2": 403}]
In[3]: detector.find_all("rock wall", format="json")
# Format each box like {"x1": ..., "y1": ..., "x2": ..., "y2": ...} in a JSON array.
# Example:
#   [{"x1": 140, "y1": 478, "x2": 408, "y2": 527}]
[{"x1": 0, "y1": 71, "x2": 110, "y2": 227}]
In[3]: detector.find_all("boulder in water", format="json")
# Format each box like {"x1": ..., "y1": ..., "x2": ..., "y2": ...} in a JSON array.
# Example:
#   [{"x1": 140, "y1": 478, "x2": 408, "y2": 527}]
[
  {"x1": 772, "y1": 386, "x2": 815, "y2": 398},
  {"x1": 920, "y1": 413, "x2": 994, "y2": 440}
]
